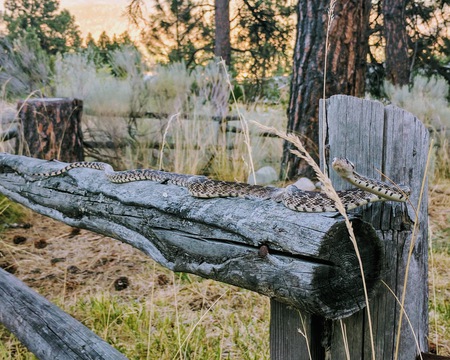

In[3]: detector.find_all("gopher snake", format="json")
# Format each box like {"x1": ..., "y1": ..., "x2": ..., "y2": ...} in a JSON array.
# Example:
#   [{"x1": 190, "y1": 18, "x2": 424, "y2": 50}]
[{"x1": 31, "y1": 158, "x2": 410, "y2": 213}]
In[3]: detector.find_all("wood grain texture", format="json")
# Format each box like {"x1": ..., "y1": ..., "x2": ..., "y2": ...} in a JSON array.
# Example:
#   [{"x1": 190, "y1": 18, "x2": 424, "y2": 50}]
[
  {"x1": 271, "y1": 95, "x2": 429, "y2": 359},
  {"x1": 0, "y1": 153, "x2": 383, "y2": 320},
  {"x1": 0, "y1": 268, "x2": 128, "y2": 360}
]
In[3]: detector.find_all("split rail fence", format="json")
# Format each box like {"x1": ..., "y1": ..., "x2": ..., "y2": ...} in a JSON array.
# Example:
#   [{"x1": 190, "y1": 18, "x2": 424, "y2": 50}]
[{"x1": 0, "y1": 95, "x2": 432, "y2": 359}]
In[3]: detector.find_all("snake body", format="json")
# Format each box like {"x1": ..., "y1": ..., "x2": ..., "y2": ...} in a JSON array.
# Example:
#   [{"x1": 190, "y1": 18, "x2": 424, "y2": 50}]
[{"x1": 31, "y1": 158, "x2": 410, "y2": 213}]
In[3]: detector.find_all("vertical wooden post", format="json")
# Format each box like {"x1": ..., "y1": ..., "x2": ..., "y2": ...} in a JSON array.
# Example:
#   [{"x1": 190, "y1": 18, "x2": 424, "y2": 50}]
[
  {"x1": 16, "y1": 98, "x2": 84, "y2": 162},
  {"x1": 270, "y1": 95, "x2": 429, "y2": 359}
]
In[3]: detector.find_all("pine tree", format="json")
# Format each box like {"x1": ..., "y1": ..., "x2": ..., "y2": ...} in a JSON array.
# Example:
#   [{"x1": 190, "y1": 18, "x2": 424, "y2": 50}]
[
  {"x1": 97, "y1": 31, "x2": 112, "y2": 50},
  {"x1": 142, "y1": 0, "x2": 214, "y2": 67},
  {"x1": 85, "y1": 32, "x2": 96, "y2": 48},
  {"x1": 3, "y1": 0, "x2": 81, "y2": 54}
]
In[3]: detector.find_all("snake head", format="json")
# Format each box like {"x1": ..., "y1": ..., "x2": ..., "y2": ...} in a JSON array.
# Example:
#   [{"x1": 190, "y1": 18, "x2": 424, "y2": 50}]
[{"x1": 331, "y1": 157, "x2": 355, "y2": 179}]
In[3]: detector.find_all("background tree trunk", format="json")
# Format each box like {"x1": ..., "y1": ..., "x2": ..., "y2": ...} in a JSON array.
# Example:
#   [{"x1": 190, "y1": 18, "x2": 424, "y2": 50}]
[
  {"x1": 215, "y1": 0, "x2": 231, "y2": 65},
  {"x1": 281, "y1": 0, "x2": 371, "y2": 180},
  {"x1": 383, "y1": 0, "x2": 410, "y2": 85}
]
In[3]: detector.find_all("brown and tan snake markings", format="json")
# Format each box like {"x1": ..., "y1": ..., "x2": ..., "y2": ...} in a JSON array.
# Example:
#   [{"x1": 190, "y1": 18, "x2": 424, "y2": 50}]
[{"x1": 31, "y1": 158, "x2": 410, "y2": 213}]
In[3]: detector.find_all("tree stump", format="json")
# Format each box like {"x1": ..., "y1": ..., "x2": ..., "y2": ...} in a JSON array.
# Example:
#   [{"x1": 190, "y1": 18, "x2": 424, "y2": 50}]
[{"x1": 16, "y1": 98, "x2": 84, "y2": 162}]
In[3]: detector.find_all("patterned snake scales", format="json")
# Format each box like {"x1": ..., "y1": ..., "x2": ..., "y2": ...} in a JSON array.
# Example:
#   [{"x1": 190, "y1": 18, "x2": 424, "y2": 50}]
[{"x1": 32, "y1": 158, "x2": 410, "y2": 213}]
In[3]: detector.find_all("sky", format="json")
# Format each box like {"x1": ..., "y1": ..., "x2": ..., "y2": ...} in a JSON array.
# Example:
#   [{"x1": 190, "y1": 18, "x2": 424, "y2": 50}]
[
  {"x1": 0, "y1": 0, "x2": 153, "y2": 41},
  {"x1": 60, "y1": 0, "x2": 146, "y2": 40}
]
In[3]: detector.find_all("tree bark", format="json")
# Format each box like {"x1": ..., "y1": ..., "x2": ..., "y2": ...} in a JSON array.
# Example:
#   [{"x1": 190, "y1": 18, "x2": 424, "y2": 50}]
[
  {"x1": 281, "y1": 0, "x2": 371, "y2": 180},
  {"x1": 215, "y1": 0, "x2": 231, "y2": 65},
  {"x1": 383, "y1": 0, "x2": 410, "y2": 85},
  {"x1": 16, "y1": 98, "x2": 84, "y2": 162}
]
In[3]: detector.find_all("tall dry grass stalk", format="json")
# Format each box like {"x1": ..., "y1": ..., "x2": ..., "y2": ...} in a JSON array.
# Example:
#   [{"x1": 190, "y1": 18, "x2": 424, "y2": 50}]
[
  {"x1": 171, "y1": 272, "x2": 183, "y2": 360},
  {"x1": 253, "y1": 121, "x2": 376, "y2": 360},
  {"x1": 321, "y1": 0, "x2": 337, "y2": 177},
  {"x1": 158, "y1": 113, "x2": 180, "y2": 170},
  {"x1": 428, "y1": 224, "x2": 439, "y2": 354},
  {"x1": 220, "y1": 60, "x2": 257, "y2": 184},
  {"x1": 339, "y1": 320, "x2": 350, "y2": 360},
  {"x1": 321, "y1": 3, "x2": 376, "y2": 357},
  {"x1": 146, "y1": 262, "x2": 157, "y2": 360},
  {"x1": 297, "y1": 312, "x2": 312, "y2": 360}
]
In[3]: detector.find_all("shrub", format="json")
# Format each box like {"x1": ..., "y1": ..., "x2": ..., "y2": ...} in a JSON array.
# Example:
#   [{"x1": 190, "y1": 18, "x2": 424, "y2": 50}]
[{"x1": 0, "y1": 35, "x2": 51, "y2": 97}]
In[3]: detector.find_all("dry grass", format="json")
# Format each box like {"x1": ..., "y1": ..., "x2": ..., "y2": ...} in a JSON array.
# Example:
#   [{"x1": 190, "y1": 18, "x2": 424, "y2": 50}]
[
  {"x1": 428, "y1": 178, "x2": 450, "y2": 356},
  {"x1": 0, "y1": 148, "x2": 449, "y2": 358},
  {"x1": 82, "y1": 105, "x2": 285, "y2": 182}
]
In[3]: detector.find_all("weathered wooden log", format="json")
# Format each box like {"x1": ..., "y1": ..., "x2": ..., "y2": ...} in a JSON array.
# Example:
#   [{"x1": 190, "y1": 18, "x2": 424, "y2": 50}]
[
  {"x1": 0, "y1": 153, "x2": 383, "y2": 320},
  {"x1": 16, "y1": 98, "x2": 84, "y2": 162},
  {"x1": 0, "y1": 267, "x2": 128, "y2": 360},
  {"x1": 270, "y1": 95, "x2": 429, "y2": 359}
]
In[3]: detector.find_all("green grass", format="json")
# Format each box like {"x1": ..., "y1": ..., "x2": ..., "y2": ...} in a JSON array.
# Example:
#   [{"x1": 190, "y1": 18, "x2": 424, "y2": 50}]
[
  {"x1": 0, "y1": 278, "x2": 270, "y2": 360},
  {"x1": 73, "y1": 291, "x2": 269, "y2": 360},
  {"x1": 0, "y1": 195, "x2": 28, "y2": 226}
]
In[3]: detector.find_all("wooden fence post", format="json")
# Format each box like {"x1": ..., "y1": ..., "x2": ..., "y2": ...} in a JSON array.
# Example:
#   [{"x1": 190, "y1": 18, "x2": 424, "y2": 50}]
[
  {"x1": 16, "y1": 98, "x2": 84, "y2": 162},
  {"x1": 270, "y1": 95, "x2": 429, "y2": 359}
]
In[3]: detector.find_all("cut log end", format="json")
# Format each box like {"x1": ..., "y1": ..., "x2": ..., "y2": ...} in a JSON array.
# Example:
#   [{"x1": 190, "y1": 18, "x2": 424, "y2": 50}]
[{"x1": 310, "y1": 218, "x2": 382, "y2": 319}]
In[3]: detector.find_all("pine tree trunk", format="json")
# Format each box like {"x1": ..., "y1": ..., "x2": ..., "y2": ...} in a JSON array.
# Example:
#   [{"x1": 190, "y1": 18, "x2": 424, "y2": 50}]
[
  {"x1": 215, "y1": 0, "x2": 231, "y2": 65},
  {"x1": 383, "y1": 0, "x2": 410, "y2": 85},
  {"x1": 281, "y1": 0, "x2": 371, "y2": 180}
]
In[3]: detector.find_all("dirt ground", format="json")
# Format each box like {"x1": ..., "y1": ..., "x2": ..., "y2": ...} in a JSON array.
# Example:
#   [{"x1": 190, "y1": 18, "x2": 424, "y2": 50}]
[{"x1": 0, "y1": 211, "x2": 167, "y2": 302}]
